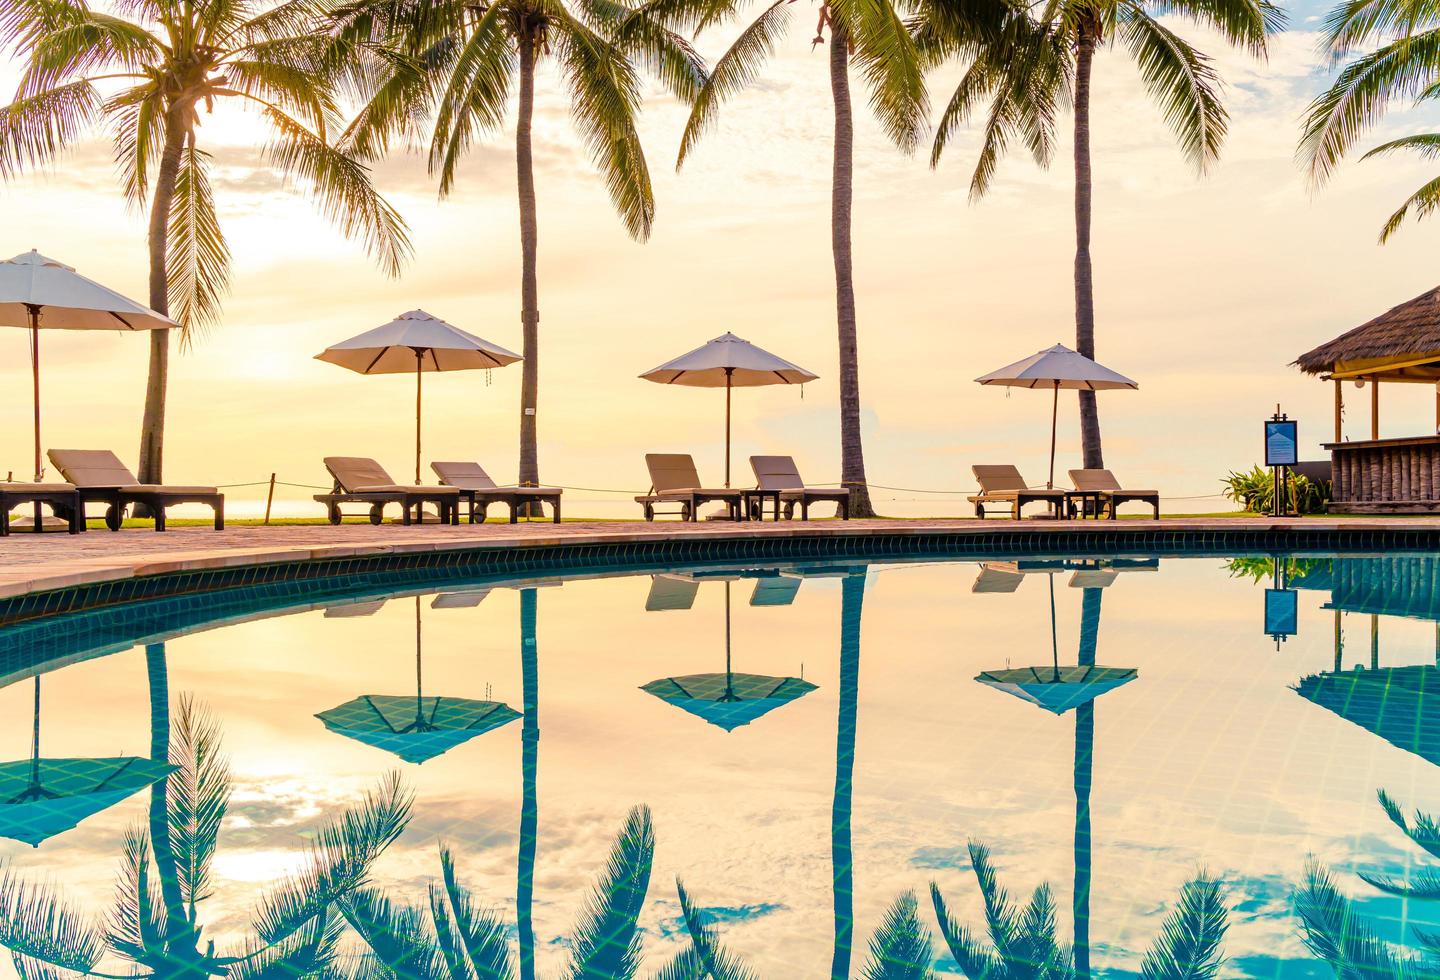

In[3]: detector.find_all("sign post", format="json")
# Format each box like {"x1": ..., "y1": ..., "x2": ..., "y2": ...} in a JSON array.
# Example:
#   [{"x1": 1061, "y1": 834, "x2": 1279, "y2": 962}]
[{"x1": 1264, "y1": 408, "x2": 1299, "y2": 518}]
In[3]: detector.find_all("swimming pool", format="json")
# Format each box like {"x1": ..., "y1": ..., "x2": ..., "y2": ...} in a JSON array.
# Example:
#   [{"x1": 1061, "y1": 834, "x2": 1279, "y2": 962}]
[{"x1": 0, "y1": 552, "x2": 1436, "y2": 978}]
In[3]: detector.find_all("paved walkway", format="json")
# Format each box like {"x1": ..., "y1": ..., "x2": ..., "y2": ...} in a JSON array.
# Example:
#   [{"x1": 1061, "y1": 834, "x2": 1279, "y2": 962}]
[{"x1": 2, "y1": 516, "x2": 1438, "y2": 600}]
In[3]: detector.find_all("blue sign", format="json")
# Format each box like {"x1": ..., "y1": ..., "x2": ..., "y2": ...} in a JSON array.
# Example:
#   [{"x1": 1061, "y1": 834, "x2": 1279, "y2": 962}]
[
  {"x1": 1265, "y1": 588, "x2": 1298, "y2": 638},
  {"x1": 1265, "y1": 420, "x2": 1298, "y2": 467}
]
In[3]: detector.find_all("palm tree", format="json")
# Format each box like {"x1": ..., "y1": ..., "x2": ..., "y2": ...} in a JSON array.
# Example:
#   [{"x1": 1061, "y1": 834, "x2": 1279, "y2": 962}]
[
  {"x1": 930, "y1": 842, "x2": 1229, "y2": 978},
  {"x1": 1300, "y1": 0, "x2": 1440, "y2": 242},
  {"x1": 0, "y1": 693, "x2": 413, "y2": 979},
  {"x1": 0, "y1": 0, "x2": 411, "y2": 487},
  {"x1": 672, "y1": 0, "x2": 926, "y2": 518},
  {"x1": 335, "y1": 0, "x2": 704, "y2": 497},
  {"x1": 921, "y1": 0, "x2": 1277, "y2": 468},
  {"x1": 1295, "y1": 789, "x2": 1440, "y2": 976}
]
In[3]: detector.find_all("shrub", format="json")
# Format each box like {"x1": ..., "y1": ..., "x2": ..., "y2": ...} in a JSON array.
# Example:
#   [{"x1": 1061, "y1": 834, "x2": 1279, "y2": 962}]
[{"x1": 1221, "y1": 465, "x2": 1332, "y2": 515}]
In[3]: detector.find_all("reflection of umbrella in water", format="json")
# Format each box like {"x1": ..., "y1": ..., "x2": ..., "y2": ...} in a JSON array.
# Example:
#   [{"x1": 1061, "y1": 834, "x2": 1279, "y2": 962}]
[
  {"x1": 640, "y1": 579, "x2": 817, "y2": 731},
  {"x1": 1295, "y1": 666, "x2": 1440, "y2": 767},
  {"x1": 0, "y1": 677, "x2": 173, "y2": 847},
  {"x1": 316, "y1": 596, "x2": 519, "y2": 764}
]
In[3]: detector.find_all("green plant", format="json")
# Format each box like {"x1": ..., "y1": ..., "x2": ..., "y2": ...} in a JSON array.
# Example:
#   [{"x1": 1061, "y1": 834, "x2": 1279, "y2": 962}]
[{"x1": 1221, "y1": 466, "x2": 1332, "y2": 515}]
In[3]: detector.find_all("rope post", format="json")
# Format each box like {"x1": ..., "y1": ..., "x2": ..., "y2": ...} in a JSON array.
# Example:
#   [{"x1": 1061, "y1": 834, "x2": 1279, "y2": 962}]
[{"x1": 264, "y1": 473, "x2": 276, "y2": 525}]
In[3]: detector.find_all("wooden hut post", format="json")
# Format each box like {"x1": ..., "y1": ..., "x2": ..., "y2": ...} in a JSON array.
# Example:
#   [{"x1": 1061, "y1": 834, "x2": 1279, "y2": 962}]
[
  {"x1": 1371, "y1": 376, "x2": 1380, "y2": 440},
  {"x1": 1334, "y1": 379, "x2": 1343, "y2": 442},
  {"x1": 1371, "y1": 613, "x2": 1379, "y2": 669}
]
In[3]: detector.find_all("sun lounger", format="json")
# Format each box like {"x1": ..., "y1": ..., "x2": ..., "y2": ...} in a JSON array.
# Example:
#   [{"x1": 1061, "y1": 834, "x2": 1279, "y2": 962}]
[
  {"x1": 751, "y1": 575, "x2": 802, "y2": 606},
  {"x1": 1068, "y1": 469, "x2": 1160, "y2": 520},
  {"x1": 972, "y1": 562, "x2": 1025, "y2": 593},
  {"x1": 0, "y1": 482, "x2": 83, "y2": 535},
  {"x1": 48, "y1": 450, "x2": 224, "y2": 531},
  {"x1": 430, "y1": 461, "x2": 562, "y2": 524},
  {"x1": 968, "y1": 465, "x2": 1068, "y2": 519},
  {"x1": 645, "y1": 574, "x2": 700, "y2": 611},
  {"x1": 635, "y1": 454, "x2": 743, "y2": 521},
  {"x1": 749, "y1": 455, "x2": 850, "y2": 520},
  {"x1": 314, "y1": 457, "x2": 459, "y2": 526}
]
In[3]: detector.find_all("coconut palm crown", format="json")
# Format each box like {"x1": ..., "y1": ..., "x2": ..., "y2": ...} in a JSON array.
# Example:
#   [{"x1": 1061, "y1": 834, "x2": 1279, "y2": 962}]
[
  {"x1": 331, "y1": 0, "x2": 706, "y2": 494},
  {"x1": 0, "y1": 0, "x2": 412, "y2": 486}
]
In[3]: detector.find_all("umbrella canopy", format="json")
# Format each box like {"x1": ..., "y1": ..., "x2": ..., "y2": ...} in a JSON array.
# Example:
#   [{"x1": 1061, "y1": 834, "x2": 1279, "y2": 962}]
[
  {"x1": 640, "y1": 333, "x2": 817, "y2": 486},
  {"x1": 316, "y1": 310, "x2": 521, "y2": 482},
  {"x1": 640, "y1": 672, "x2": 818, "y2": 731},
  {"x1": 0, "y1": 756, "x2": 175, "y2": 847},
  {"x1": 976, "y1": 344, "x2": 1138, "y2": 489},
  {"x1": 975, "y1": 665, "x2": 1138, "y2": 715},
  {"x1": 315, "y1": 694, "x2": 521, "y2": 765},
  {"x1": 0, "y1": 250, "x2": 174, "y2": 481}
]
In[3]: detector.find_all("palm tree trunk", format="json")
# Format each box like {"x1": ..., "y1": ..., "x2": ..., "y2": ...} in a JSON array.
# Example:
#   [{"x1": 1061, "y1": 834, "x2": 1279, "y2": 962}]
[
  {"x1": 147, "y1": 642, "x2": 198, "y2": 973},
  {"x1": 517, "y1": 588, "x2": 539, "y2": 980},
  {"x1": 829, "y1": 22, "x2": 876, "y2": 518},
  {"x1": 831, "y1": 569, "x2": 866, "y2": 978},
  {"x1": 1073, "y1": 27, "x2": 1103, "y2": 470},
  {"x1": 516, "y1": 35, "x2": 541, "y2": 505},
  {"x1": 137, "y1": 121, "x2": 187, "y2": 489}
]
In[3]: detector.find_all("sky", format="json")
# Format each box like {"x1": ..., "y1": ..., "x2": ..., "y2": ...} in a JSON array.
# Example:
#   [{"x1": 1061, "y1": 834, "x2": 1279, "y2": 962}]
[{"x1": 3, "y1": 0, "x2": 1440, "y2": 517}]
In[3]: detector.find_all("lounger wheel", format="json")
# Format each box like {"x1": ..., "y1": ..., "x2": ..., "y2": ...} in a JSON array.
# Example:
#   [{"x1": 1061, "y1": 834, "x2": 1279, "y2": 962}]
[
  {"x1": 104, "y1": 504, "x2": 122, "y2": 532},
  {"x1": 368, "y1": 504, "x2": 384, "y2": 526}
]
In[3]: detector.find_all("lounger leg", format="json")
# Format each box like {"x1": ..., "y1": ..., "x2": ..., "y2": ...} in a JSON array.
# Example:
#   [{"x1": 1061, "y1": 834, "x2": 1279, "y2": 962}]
[
  {"x1": 552, "y1": 499, "x2": 561, "y2": 524},
  {"x1": 801, "y1": 500, "x2": 810, "y2": 521},
  {"x1": 841, "y1": 499, "x2": 849, "y2": 520},
  {"x1": 401, "y1": 502, "x2": 412, "y2": 526},
  {"x1": 0, "y1": 503, "x2": 8, "y2": 537},
  {"x1": 509, "y1": 501, "x2": 519, "y2": 524},
  {"x1": 154, "y1": 501, "x2": 166, "y2": 532}
]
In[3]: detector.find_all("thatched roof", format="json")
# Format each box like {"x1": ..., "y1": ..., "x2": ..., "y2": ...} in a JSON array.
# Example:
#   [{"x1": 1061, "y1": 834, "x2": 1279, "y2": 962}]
[{"x1": 1296, "y1": 285, "x2": 1440, "y2": 377}]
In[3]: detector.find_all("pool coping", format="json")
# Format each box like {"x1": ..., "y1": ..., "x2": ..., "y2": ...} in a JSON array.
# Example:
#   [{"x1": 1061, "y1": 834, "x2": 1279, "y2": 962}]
[{"x1": 5, "y1": 516, "x2": 1440, "y2": 627}]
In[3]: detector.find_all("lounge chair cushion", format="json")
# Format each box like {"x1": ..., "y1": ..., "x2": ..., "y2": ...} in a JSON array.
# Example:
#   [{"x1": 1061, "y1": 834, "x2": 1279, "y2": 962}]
[
  {"x1": 118, "y1": 484, "x2": 219, "y2": 495},
  {"x1": 972, "y1": 465, "x2": 1035, "y2": 494},
  {"x1": 645, "y1": 453, "x2": 709, "y2": 493},
  {"x1": 0, "y1": 482, "x2": 75, "y2": 492},
  {"x1": 432, "y1": 461, "x2": 561, "y2": 494},
  {"x1": 48, "y1": 449, "x2": 138, "y2": 488},
  {"x1": 751, "y1": 455, "x2": 805, "y2": 491},
  {"x1": 1069, "y1": 469, "x2": 1156, "y2": 495},
  {"x1": 351, "y1": 484, "x2": 458, "y2": 495}
]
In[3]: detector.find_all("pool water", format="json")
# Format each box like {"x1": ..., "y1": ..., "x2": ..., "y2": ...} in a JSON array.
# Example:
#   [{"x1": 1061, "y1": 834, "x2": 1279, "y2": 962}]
[{"x1": 3, "y1": 554, "x2": 1440, "y2": 978}]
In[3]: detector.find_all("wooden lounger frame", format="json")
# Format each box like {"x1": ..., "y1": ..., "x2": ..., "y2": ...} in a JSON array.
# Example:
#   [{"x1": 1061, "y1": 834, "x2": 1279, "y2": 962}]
[
  {"x1": 314, "y1": 480, "x2": 459, "y2": 526},
  {"x1": 78, "y1": 487, "x2": 225, "y2": 531},
  {"x1": 454, "y1": 488, "x2": 562, "y2": 524},
  {"x1": 635, "y1": 490, "x2": 743, "y2": 522},
  {"x1": 0, "y1": 486, "x2": 83, "y2": 535}
]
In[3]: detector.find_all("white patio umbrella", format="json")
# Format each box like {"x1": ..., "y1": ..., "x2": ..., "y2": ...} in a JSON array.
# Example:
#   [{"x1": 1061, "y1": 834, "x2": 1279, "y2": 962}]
[
  {"x1": 640, "y1": 332, "x2": 817, "y2": 486},
  {"x1": 976, "y1": 343, "x2": 1137, "y2": 489},
  {"x1": 316, "y1": 310, "x2": 521, "y2": 482},
  {"x1": 0, "y1": 250, "x2": 174, "y2": 481}
]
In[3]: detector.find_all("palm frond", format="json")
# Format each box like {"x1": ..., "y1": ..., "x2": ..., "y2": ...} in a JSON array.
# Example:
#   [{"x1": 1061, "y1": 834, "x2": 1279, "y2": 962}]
[
  {"x1": 1118, "y1": 4, "x2": 1227, "y2": 173},
  {"x1": 1319, "y1": 0, "x2": 1434, "y2": 57},
  {"x1": 860, "y1": 891, "x2": 934, "y2": 980},
  {"x1": 929, "y1": 881, "x2": 1000, "y2": 978},
  {"x1": 836, "y1": 0, "x2": 929, "y2": 152},
  {"x1": 105, "y1": 82, "x2": 165, "y2": 206},
  {"x1": 165, "y1": 694, "x2": 232, "y2": 907},
  {"x1": 1357, "y1": 866, "x2": 1440, "y2": 900},
  {"x1": 674, "y1": 880, "x2": 758, "y2": 980},
  {"x1": 1374, "y1": 788, "x2": 1440, "y2": 861},
  {"x1": 17, "y1": 10, "x2": 163, "y2": 97},
  {"x1": 434, "y1": 843, "x2": 515, "y2": 980},
  {"x1": 1298, "y1": 27, "x2": 1440, "y2": 186},
  {"x1": 550, "y1": 8, "x2": 655, "y2": 240},
  {"x1": 1139, "y1": 872, "x2": 1228, "y2": 980},
  {"x1": 260, "y1": 105, "x2": 413, "y2": 276},
  {"x1": 230, "y1": 906, "x2": 348, "y2": 980},
  {"x1": 251, "y1": 771, "x2": 413, "y2": 945},
  {"x1": 103, "y1": 825, "x2": 167, "y2": 966},
  {"x1": 598, "y1": 0, "x2": 709, "y2": 107},
  {"x1": 1294, "y1": 858, "x2": 1415, "y2": 977},
  {"x1": 0, "y1": 865, "x2": 103, "y2": 975},
  {"x1": 427, "y1": 0, "x2": 513, "y2": 196},
  {"x1": 1009, "y1": 884, "x2": 1065, "y2": 975},
  {"x1": 562, "y1": 805, "x2": 655, "y2": 980},
  {"x1": 968, "y1": 842, "x2": 1018, "y2": 960},
  {"x1": 0, "y1": 80, "x2": 103, "y2": 177},
  {"x1": 649, "y1": 948, "x2": 707, "y2": 980},
  {"x1": 675, "y1": 0, "x2": 790, "y2": 168},
  {"x1": 1143, "y1": 0, "x2": 1276, "y2": 55},
  {"x1": 342, "y1": 887, "x2": 444, "y2": 980}
]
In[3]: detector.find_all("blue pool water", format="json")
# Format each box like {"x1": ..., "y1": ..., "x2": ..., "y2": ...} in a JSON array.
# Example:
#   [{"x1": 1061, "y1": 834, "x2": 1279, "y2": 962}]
[{"x1": 2, "y1": 553, "x2": 1440, "y2": 978}]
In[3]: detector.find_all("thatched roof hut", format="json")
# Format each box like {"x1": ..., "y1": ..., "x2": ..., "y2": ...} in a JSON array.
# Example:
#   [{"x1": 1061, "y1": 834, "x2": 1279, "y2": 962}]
[{"x1": 1296, "y1": 286, "x2": 1440, "y2": 381}]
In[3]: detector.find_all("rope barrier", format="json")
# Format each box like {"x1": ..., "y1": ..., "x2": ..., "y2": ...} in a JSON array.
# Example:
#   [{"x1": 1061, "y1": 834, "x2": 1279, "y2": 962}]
[{"x1": 194, "y1": 474, "x2": 1231, "y2": 503}]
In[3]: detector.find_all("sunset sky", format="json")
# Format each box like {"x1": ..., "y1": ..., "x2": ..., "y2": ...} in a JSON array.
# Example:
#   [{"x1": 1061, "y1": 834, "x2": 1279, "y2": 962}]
[{"x1": 2, "y1": 1, "x2": 1440, "y2": 516}]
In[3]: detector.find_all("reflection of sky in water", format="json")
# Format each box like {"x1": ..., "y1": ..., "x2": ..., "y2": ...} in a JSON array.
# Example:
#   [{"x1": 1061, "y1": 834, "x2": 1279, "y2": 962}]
[{"x1": 6, "y1": 557, "x2": 1440, "y2": 977}]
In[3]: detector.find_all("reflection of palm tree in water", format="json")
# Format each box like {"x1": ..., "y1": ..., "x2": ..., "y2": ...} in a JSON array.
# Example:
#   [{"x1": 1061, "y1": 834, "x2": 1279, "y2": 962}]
[
  {"x1": 832, "y1": 570, "x2": 866, "y2": 979},
  {"x1": 1074, "y1": 589, "x2": 1098, "y2": 978},
  {"x1": 518, "y1": 588, "x2": 539, "y2": 980}
]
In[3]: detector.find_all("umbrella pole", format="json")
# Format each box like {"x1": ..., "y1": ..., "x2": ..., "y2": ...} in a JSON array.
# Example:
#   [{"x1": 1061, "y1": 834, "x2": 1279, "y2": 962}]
[
  {"x1": 725, "y1": 580, "x2": 733, "y2": 698},
  {"x1": 29, "y1": 676, "x2": 40, "y2": 790},
  {"x1": 1048, "y1": 380, "x2": 1059, "y2": 491},
  {"x1": 29, "y1": 306, "x2": 41, "y2": 482},
  {"x1": 725, "y1": 368, "x2": 733, "y2": 488},
  {"x1": 1049, "y1": 575, "x2": 1059, "y2": 678},
  {"x1": 415, "y1": 350, "x2": 423, "y2": 484},
  {"x1": 415, "y1": 595, "x2": 424, "y2": 708}
]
